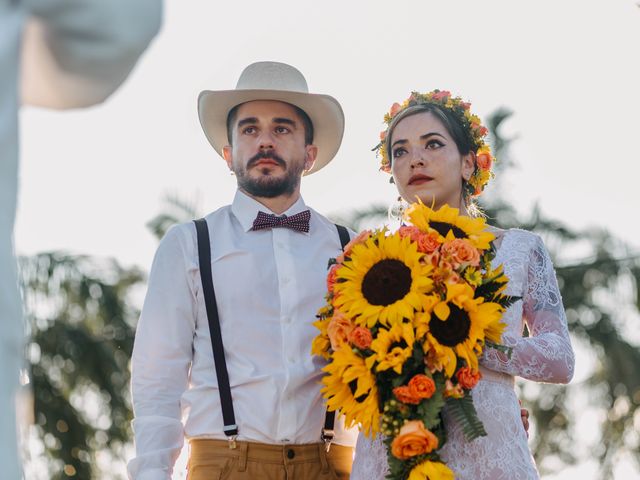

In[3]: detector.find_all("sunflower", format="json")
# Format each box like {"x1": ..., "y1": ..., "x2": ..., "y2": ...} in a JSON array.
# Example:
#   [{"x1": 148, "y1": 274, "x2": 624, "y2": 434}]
[
  {"x1": 311, "y1": 317, "x2": 331, "y2": 359},
  {"x1": 404, "y1": 202, "x2": 494, "y2": 250},
  {"x1": 366, "y1": 321, "x2": 415, "y2": 374},
  {"x1": 407, "y1": 460, "x2": 455, "y2": 480},
  {"x1": 321, "y1": 347, "x2": 380, "y2": 436},
  {"x1": 424, "y1": 283, "x2": 507, "y2": 377},
  {"x1": 332, "y1": 230, "x2": 433, "y2": 328}
]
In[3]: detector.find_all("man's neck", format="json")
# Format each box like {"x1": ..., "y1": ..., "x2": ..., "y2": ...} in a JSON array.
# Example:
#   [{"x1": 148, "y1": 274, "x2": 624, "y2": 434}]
[{"x1": 241, "y1": 189, "x2": 301, "y2": 215}]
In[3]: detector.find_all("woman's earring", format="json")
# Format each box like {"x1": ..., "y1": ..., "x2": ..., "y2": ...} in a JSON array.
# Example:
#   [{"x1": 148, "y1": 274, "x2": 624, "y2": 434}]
[{"x1": 388, "y1": 196, "x2": 407, "y2": 222}]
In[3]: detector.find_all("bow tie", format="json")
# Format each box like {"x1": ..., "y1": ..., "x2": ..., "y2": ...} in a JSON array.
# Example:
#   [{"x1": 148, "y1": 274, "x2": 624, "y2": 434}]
[{"x1": 251, "y1": 210, "x2": 311, "y2": 233}]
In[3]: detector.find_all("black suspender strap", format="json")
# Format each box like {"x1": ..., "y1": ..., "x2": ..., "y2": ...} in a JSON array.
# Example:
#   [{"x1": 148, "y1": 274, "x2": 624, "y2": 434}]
[
  {"x1": 193, "y1": 218, "x2": 239, "y2": 448},
  {"x1": 335, "y1": 224, "x2": 350, "y2": 252},
  {"x1": 321, "y1": 224, "x2": 351, "y2": 451}
]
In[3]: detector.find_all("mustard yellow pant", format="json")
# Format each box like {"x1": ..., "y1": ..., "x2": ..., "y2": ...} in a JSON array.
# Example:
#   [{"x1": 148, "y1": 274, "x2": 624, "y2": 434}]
[{"x1": 187, "y1": 439, "x2": 353, "y2": 480}]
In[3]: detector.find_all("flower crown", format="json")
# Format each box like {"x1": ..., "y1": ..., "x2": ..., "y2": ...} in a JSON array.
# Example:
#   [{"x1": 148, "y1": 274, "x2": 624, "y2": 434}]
[{"x1": 375, "y1": 90, "x2": 494, "y2": 197}]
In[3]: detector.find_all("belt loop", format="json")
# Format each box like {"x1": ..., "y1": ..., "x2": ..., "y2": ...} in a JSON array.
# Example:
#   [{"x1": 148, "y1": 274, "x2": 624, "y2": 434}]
[
  {"x1": 237, "y1": 441, "x2": 248, "y2": 472},
  {"x1": 318, "y1": 443, "x2": 330, "y2": 473}
]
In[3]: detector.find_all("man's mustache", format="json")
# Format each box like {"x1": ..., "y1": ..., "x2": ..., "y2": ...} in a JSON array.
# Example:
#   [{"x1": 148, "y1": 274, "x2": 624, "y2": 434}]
[{"x1": 247, "y1": 151, "x2": 286, "y2": 169}]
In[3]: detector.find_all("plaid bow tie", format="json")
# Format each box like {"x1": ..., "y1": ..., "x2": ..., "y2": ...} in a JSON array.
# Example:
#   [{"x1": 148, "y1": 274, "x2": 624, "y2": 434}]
[{"x1": 251, "y1": 210, "x2": 311, "y2": 233}]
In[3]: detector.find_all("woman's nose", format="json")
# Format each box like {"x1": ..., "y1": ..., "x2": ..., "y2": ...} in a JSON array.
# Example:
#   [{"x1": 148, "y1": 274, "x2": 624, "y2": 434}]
[{"x1": 410, "y1": 148, "x2": 426, "y2": 168}]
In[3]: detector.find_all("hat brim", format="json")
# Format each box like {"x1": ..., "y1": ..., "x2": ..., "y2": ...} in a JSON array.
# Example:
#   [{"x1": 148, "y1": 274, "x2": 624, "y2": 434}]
[{"x1": 198, "y1": 89, "x2": 344, "y2": 175}]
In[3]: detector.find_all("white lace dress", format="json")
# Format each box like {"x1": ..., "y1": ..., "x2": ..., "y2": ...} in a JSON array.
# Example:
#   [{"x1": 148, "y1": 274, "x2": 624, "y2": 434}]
[{"x1": 351, "y1": 229, "x2": 575, "y2": 480}]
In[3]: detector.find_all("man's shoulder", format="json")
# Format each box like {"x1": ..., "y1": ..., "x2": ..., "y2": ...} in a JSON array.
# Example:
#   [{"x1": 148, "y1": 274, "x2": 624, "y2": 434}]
[
  {"x1": 157, "y1": 204, "x2": 232, "y2": 247},
  {"x1": 308, "y1": 208, "x2": 355, "y2": 239}
]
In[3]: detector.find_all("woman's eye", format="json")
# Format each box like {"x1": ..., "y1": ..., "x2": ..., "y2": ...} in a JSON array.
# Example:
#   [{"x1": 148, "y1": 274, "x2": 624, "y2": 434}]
[
  {"x1": 392, "y1": 148, "x2": 406, "y2": 158},
  {"x1": 426, "y1": 140, "x2": 444, "y2": 149}
]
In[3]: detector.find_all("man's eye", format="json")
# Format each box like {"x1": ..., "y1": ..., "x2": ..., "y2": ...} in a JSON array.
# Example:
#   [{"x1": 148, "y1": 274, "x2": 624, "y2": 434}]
[
  {"x1": 392, "y1": 148, "x2": 406, "y2": 159},
  {"x1": 275, "y1": 126, "x2": 290, "y2": 134},
  {"x1": 242, "y1": 126, "x2": 257, "y2": 134}
]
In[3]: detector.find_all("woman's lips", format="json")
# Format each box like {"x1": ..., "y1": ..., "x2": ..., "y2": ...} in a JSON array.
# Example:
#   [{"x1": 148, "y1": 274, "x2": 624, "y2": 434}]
[{"x1": 408, "y1": 174, "x2": 433, "y2": 185}]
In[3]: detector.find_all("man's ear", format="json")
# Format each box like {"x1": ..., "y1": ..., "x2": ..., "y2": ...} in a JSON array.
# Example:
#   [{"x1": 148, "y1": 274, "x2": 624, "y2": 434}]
[
  {"x1": 222, "y1": 145, "x2": 233, "y2": 170},
  {"x1": 303, "y1": 144, "x2": 318, "y2": 172}
]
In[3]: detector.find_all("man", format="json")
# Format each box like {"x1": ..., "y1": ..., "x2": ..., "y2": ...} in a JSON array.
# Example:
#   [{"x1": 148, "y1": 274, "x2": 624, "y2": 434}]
[
  {"x1": 128, "y1": 61, "x2": 357, "y2": 480},
  {"x1": 1, "y1": 1, "x2": 161, "y2": 477}
]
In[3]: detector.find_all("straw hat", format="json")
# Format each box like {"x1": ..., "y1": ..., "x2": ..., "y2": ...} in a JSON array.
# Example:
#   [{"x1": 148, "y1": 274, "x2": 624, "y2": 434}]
[{"x1": 198, "y1": 61, "x2": 344, "y2": 174}]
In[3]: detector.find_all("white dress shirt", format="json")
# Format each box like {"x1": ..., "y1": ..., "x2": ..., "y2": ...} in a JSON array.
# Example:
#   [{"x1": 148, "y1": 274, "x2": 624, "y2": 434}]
[{"x1": 128, "y1": 190, "x2": 358, "y2": 480}]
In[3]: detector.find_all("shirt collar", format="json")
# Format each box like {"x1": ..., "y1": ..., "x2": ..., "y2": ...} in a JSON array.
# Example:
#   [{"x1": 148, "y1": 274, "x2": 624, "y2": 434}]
[{"x1": 231, "y1": 190, "x2": 310, "y2": 233}]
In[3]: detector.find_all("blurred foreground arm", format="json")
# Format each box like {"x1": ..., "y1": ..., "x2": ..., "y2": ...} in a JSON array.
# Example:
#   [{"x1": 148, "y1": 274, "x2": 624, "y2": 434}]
[{"x1": 21, "y1": 0, "x2": 162, "y2": 108}]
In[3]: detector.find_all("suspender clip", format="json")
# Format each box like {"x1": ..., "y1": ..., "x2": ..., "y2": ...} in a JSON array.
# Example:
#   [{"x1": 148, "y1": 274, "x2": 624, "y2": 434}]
[
  {"x1": 223, "y1": 424, "x2": 239, "y2": 449},
  {"x1": 321, "y1": 428, "x2": 335, "y2": 452}
]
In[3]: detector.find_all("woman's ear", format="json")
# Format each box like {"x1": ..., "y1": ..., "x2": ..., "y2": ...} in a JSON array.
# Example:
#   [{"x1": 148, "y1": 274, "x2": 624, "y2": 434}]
[{"x1": 462, "y1": 152, "x2": 476, "y2": 181}]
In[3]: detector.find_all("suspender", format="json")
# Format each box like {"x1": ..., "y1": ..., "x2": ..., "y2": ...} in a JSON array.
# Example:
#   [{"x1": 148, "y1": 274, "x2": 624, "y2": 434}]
[
  {"x1": 194, "y1": 218, "x2": 239, "y2": 447},
  {"x1": 193, "y1": 218, "x2": 351, "y2": 450}
]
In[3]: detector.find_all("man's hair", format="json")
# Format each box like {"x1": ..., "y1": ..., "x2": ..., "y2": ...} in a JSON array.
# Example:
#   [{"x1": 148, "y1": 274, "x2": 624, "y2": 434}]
[{"x1": 226, "y1": 102, "x2": 314, "y2": 145}]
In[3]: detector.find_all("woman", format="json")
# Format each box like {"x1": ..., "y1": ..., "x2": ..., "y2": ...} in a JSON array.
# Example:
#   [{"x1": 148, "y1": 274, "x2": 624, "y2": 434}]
[{"x1": 350, "y1": 91, "x2": 575, "y2": 479}]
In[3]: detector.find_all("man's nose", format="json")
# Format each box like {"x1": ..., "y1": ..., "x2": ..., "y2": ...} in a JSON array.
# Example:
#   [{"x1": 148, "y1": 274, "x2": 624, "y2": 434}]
[{"x1": 258, "y1": 131, "x2": 275, "y2": 150}]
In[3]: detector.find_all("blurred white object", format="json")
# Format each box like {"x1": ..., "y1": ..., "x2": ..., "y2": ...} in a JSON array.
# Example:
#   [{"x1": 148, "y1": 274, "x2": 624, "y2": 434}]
[{"x1": 0, "y1": 0, "x2": 161, "y2": 477}]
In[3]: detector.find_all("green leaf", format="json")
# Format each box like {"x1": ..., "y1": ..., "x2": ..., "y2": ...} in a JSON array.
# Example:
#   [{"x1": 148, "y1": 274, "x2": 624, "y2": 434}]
[
  {"x1": 446, "y1": 394, "x2": 487, "y2": 442},
  {"x1": 416, "y1": 376, "x2": 446, "y2": 430}
]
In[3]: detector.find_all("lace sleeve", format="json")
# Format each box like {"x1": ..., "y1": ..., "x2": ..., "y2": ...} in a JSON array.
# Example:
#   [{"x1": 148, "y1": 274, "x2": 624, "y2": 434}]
[
  {"x1": 481, "y1": 235, "x2": 575, "y2": 384},
  {"x1": 351, "y1": 433, "x2": 389, "y2": 480}
]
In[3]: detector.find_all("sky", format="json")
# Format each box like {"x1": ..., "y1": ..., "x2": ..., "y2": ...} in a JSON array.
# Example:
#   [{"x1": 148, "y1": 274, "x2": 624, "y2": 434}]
[
  {"x1": 15, "y1": 0, "x2": 640, "y2": 478},
  {"x1": 16, "y1": 0, "x2": 640, "y2": 271}
]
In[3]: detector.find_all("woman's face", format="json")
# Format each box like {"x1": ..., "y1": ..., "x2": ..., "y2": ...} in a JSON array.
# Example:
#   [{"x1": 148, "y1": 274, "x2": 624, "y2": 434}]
[{"x1": 390, "y1": 111, "x2": 474, "y2": 210}]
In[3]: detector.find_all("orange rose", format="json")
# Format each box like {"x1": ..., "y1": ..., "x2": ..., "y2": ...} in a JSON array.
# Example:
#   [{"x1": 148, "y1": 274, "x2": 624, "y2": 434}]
[
  {"x1": 390, "y1": 420, "x2": 439, "y2": 460},
  {"x1": 416, "y1": 232, "x2": 441, "y2": 254},
  {"x1": 326, "y1": 264, "x2": 339, "y2": 292},
  {"x1": 348, "y1": 326, "x2": 373, "y2": 350},
  {"x1": 326, "y1": 311, "x2": 354, "y2": 351},
  {"x1": 379, "y1": 130, "x2": 387, "y2": 141},
  {"x1": 399, "y1": 227, "x2": 440, "y2": 254},
  {"x1": 398, "y1": 225, "x2": 421, "y2": 240},
  {"x1": 476, "y1": 152, "x2": 492, "y2": 170},
  {"x1": 457, "y1": 367, "x2": 482, "y2": 389},
  {"x1": 408, "y1": 374, "x2": 436, "y2": 399},
  {"x1": 393, "y1": 386, "x2": 421, "y2": 405},
  {"x1": 478, "y1": 126, "x2": 489, "y2": 137},
  {"x1": 441, "y1": 239, "x2": 480, "y2": 268},
  {"x1": 389, "y1": 102, "x2": 402, "y2": 117}
]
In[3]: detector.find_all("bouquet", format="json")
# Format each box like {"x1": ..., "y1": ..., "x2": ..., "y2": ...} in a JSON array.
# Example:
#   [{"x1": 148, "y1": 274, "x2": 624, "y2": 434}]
[{"x1": 312, "y1": 203, "x2": 517, "y2": 479}]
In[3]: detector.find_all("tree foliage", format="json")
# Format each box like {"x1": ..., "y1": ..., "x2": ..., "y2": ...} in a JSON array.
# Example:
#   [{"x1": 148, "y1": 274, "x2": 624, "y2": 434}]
[{"x1": 20, "y1": 253, "x2": 144, "y2": 479}]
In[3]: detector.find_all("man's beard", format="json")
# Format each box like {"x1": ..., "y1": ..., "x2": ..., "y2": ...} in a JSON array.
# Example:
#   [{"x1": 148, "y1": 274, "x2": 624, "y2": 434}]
[{"x1": 234, "y1": 150, "x2": 305, "y2": 198}]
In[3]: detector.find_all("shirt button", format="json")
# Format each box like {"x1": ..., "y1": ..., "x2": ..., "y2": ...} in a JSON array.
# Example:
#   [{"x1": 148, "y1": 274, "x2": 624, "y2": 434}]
[
  {"x1": 287, "y1": 448, "x2": 295, "y2": 459},
  {"x1": 288, "y1": 356, "x2": 295, "y2": 364},
  {"x1": 282, "y1": 316, "x2": 291, "y2": 324}
]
